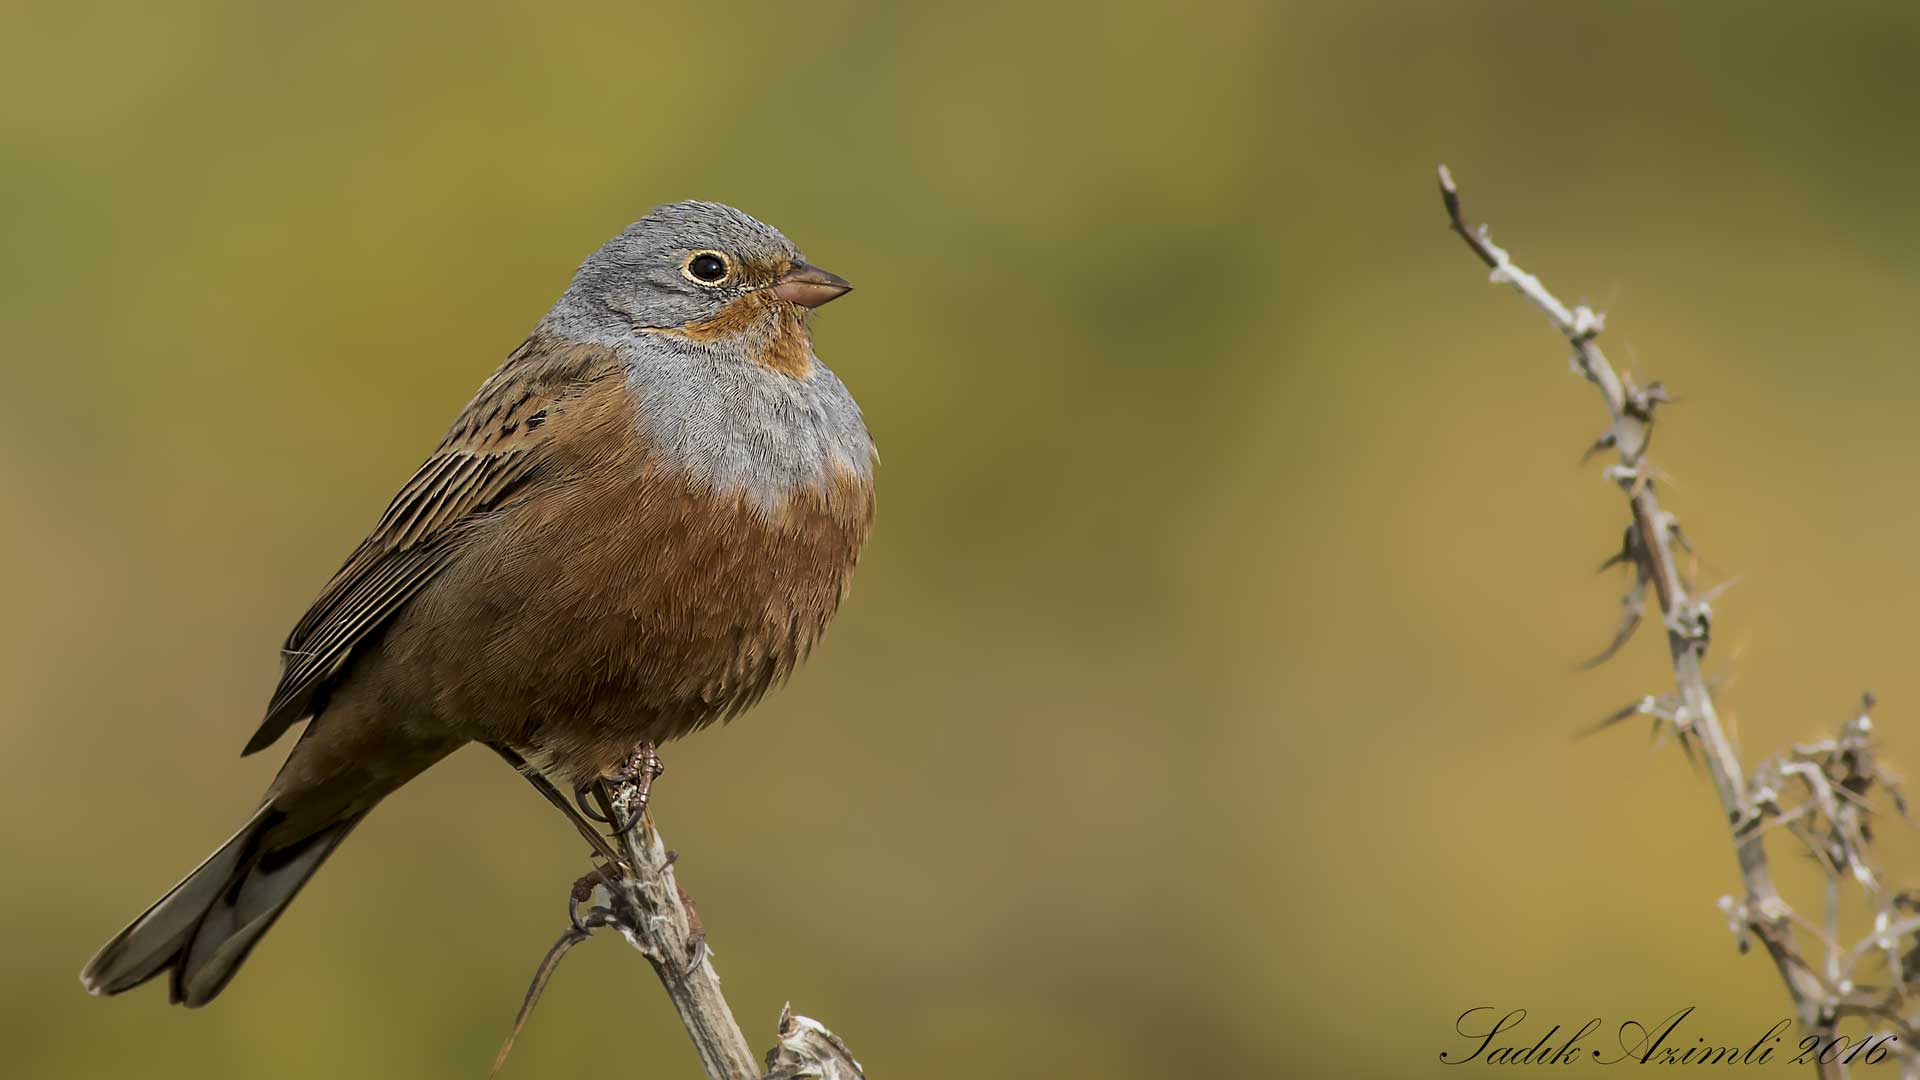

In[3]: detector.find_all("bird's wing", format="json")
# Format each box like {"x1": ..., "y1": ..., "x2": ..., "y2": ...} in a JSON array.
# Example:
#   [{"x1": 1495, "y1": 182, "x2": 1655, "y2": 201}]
[{"x1": 243, "y1": 337, "x2": 625, "y2": 755}]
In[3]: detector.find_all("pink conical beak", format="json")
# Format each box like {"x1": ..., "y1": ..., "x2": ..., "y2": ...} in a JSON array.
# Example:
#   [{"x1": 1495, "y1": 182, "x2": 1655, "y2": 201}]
[{"x1": 771, "y1": 261, "x2": 852, "y2": 308}]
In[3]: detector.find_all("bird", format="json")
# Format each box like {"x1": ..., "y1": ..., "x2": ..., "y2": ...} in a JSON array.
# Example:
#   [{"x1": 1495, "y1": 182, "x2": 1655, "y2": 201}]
[{"x1": 79, "y1": 201, "x2": 874, "y2": 1007}]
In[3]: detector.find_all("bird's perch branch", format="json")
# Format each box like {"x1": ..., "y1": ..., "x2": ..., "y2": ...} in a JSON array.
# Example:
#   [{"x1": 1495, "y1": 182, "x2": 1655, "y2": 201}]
[
  {"x1": 491, "y1": 766, "x2": 866, "y2": 1080},
  {"x1": 598, "y1": 796, "x2": 764, "y2": 1078},
  {"x1": 1438, "y1": 165, "x2": 1918, "y2": 1078}
]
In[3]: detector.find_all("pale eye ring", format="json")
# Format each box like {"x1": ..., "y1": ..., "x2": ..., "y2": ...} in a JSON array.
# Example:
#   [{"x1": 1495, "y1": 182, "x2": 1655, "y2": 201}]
[{"x1": 684, "y1": 251, "x2": 731, "y2": 285}]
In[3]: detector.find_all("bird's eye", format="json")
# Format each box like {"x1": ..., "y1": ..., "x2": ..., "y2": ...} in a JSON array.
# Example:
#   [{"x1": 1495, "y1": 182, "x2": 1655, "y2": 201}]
[{"x1": 686, "y1": 252, "x2": 730, "y2": 284}]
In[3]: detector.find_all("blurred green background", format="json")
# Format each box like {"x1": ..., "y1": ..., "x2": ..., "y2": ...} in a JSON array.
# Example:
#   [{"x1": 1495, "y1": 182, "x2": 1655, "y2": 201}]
[{"x1": 6, "y1": 1, "x2": 1920, "y2": 1076}]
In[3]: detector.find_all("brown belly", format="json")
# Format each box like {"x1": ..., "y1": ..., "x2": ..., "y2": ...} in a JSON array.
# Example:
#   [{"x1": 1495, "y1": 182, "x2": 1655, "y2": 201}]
[{"x1": 389, "y1": 442, "x2": 872, "y2": 782}]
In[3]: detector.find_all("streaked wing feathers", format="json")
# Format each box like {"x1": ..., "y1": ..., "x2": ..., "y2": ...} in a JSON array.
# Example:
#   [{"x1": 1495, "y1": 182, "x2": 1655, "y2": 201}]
[{"x1": 243, "y1": 337, "x2": 621, "y2": 755}]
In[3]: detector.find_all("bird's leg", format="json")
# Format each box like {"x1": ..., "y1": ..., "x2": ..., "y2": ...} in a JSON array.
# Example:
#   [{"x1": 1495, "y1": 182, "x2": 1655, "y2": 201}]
[
  {"x1": 486, "y1": 742, "x2": 625, "y2": 866},
  {"x1": 602, "y1": 741, "x2": 664, "y2": 837},
  {"x1": 607, "y1": 740, "x2": 665, "y2": 787}
]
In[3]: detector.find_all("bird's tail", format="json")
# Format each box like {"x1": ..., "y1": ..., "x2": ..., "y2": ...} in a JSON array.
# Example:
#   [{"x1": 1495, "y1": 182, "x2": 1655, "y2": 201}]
[{"x1": 79, "y1": 802, "x2": 365, "y2": 1007}]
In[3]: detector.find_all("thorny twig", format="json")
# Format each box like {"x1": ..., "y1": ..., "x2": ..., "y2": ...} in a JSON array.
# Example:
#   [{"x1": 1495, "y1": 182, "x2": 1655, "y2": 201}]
[{"x1": 1440, "y1": 165, "x2": 1917, "y2": 1078}]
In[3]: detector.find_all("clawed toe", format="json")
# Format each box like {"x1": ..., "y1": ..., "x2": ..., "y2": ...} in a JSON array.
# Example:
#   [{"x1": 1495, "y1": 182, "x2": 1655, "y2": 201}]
[
  {"x1": 612, "y1": 805, "x2": 648, "y2": 837},
  {"x1": 572, "y1": 782, "x2": 614, "y2": 825},
  {"x1": 567, "y1": 868, "x2": 618, "y2": 932},
  {"x1": 606, "y1": 742, "x2": 666, "y2": 786}
]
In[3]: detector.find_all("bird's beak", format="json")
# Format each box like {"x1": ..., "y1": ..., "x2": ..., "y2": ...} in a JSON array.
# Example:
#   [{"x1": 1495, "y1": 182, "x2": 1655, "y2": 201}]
[{"x1": 771, "y1": 261, "x2": 853, "y2": 308}]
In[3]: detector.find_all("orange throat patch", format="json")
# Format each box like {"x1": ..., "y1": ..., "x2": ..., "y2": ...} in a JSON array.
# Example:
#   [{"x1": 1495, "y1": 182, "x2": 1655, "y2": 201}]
[{"x1": 672, "y1": 291, "x2": 815, "y2": 378}]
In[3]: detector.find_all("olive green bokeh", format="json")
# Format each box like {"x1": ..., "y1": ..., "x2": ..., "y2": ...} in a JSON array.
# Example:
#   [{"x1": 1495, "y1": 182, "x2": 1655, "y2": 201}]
[{"x1": 6, "y1": 1, "x2": 1920, "y2": 1076}]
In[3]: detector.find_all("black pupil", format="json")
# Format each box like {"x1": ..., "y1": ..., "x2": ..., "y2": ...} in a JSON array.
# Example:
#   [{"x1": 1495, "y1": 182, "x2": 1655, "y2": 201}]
[{"x1": 690, "y1": 254, "x2": 726, "y2": 282}]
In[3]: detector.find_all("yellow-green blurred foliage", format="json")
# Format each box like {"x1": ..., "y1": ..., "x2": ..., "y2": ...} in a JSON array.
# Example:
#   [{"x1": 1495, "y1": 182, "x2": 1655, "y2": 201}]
[{"x1": 6, "y1": 1, "x2": 1920, "y2": 1076}]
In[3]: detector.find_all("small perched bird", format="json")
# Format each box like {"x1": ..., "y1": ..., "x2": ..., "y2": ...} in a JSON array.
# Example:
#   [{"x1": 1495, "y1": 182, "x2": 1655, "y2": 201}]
[{"x1": 80, "y1": 202, "x2": 874, "y2": 1007}]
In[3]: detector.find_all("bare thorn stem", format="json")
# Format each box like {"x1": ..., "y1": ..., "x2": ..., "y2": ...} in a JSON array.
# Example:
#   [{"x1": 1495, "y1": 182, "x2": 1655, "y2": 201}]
[{"x1": 1440, "y1": 167, "x2": 1915, "y2": 1079}]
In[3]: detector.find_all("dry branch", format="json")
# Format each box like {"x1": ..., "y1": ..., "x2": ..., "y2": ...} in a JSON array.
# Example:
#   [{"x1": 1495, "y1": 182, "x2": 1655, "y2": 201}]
[{"x1": 1438, "y1": 165, "x2": 1917, "y2": 1079}]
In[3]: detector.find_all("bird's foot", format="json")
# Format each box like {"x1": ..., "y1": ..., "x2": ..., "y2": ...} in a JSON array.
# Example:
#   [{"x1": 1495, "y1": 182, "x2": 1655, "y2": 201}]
[
  {"x1": 597, "y1": 741, "x2": 665, "y2": 837},
  {"x1": 607, "y1": 741, "x2": 665, "y2": 787}
]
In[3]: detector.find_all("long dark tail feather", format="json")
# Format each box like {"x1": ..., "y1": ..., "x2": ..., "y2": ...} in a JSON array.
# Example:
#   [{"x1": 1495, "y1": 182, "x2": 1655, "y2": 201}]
[{"x1": 80, "y1": 804, "x2": 364, "y2": 1007}]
